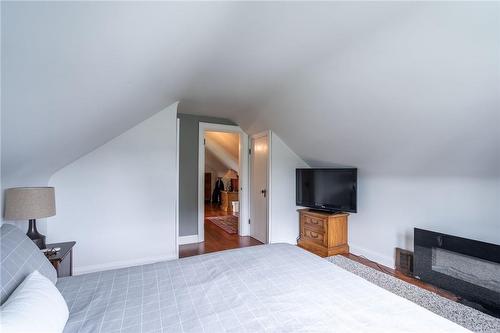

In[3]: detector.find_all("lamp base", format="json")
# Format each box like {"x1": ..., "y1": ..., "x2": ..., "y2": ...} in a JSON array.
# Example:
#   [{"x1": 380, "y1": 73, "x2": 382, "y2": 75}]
[{"x1": 26, "y1": 219, "x2": 46, "y2": 249}]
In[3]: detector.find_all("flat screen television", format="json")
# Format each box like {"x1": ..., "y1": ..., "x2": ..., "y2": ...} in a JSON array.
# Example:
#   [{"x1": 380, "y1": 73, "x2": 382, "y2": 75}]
[{"x1": 296, "y1": 168, "x2": 357, "y2": 213}]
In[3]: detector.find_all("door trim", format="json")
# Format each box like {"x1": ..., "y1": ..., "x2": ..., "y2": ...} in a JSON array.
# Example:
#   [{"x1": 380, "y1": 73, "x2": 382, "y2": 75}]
[
  {"x1": 175, "y1": 118, "x2": 180, "y2": 258},
  {"x1": 250, "y1": 131, "x2": 271, "y2": 243},
  {"x1": 198, "y1": 122, "x2": 249, "y2": 242}
]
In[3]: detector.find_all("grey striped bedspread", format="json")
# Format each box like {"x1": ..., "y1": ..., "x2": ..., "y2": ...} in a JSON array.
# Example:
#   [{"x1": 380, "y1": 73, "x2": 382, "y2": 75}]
[{"x1": 57, "y1": 243, "x2": 470, "y2": 333}]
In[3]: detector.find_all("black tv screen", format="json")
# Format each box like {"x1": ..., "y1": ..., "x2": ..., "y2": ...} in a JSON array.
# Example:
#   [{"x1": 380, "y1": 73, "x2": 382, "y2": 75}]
[{"x1": 296, "y1": 168, "x2": 357, "y2": 213}]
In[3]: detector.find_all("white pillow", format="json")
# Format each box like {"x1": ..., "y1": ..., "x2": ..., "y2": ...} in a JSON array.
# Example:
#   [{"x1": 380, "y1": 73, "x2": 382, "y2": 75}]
[{"x1": 0, "y1": 270, "x2": 69, "y2": 333}]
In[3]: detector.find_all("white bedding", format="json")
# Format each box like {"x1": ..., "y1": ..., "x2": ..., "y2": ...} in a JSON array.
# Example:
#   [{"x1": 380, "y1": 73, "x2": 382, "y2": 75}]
[{"x1": 57, "y1": 244, "x2": 471, "y2": 332}]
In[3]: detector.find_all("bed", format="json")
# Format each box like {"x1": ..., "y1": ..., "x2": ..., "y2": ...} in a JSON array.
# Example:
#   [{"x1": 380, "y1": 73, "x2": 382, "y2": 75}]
[{"x1": 1, "y1": 224, "x2": 470, "y2": 332}]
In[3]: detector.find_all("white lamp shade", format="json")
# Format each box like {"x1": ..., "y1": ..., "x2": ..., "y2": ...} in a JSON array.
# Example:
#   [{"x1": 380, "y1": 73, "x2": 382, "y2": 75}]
[{"x1": 4, "y1": 187, "x2": 56, "y2": 220}]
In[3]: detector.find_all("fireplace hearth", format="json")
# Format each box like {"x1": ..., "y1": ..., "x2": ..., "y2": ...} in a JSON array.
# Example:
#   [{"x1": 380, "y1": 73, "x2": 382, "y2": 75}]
[{"x1": 414, "y1": 228, "x2": 500, "y2": 318}]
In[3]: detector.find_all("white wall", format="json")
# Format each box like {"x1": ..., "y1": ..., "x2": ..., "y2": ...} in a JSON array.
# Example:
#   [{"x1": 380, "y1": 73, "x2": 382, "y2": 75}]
[
  {"x1": 0, "y1": 107, "x2": 4, "y2": 226},
  {"x1": 48, "y1": 103, "x2": 178, "y2": 274},
  {"x1": 266, "y1": 135, "x2": 500, "y2": 268},
  {"x1": 269, "y1": 132, "x2": 309, "y2": 244},
  {"x1": 349, "y1": 175, "x2": 500, "y2": 267},
  {"x1": 240, "y1": 3, "x2": 499, "y2": 268}
]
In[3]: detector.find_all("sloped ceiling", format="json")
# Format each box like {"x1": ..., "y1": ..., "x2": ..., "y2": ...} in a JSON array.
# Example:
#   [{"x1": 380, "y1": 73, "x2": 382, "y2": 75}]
[
  {"x1": 205, "y1": 149, "x2": 229, "y2": 178},
  {"x1": 205, "y1": 132, "x2": 240, "y2": 162},
  {"x1": 2, "y1": 2, "x2": 499, "y2": 185},
  {"x1": 205, "y1": 132, "x2": 240, "y2": 173}
]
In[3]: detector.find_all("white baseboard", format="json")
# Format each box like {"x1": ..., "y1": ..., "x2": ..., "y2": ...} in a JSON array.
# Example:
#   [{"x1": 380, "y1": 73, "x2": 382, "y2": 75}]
[
  {"x1": 74, "y1": 254, "x2": 177, "y2": 275},
  {"x1": 179, "y1": 235, "x2": 199, "y2": 245},
  {"x1": 349, "y1": 244, "x2": 394, "y2": 269}
]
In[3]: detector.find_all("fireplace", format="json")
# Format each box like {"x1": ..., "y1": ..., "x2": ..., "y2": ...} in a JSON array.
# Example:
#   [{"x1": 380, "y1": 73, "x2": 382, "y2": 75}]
[{"x1": 414, "y1": 228, "x2": 500, "y2": 318}]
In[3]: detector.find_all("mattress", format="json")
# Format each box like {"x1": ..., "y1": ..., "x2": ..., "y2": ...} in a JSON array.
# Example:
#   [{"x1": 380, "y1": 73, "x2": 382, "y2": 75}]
[{"x1": 57, "y1": 243, "x2": 471, "y2": 332}]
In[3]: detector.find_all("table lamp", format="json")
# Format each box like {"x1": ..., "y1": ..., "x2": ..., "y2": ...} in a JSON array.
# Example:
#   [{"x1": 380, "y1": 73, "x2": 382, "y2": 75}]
[
  {"x1": 224, "y1": 169, "x2": 239, "y2": 192},
  {"x1": 4, "y1": 187, "x2": 56, "y2": 249}
]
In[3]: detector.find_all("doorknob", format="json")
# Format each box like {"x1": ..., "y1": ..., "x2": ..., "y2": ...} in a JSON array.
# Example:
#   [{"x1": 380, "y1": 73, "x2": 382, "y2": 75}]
[{"x1": 261, "y1": 189, "x2": 267, "y2": 197}]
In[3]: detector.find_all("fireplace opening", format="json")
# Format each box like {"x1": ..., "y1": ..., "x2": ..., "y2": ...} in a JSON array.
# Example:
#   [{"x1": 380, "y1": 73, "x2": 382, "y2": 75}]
[
  {"x1": 432, "y1": 248, "x2": 500, "y2": 293},
  {"x1": 414, "y1": 228, "x2": 500, "y2": 318}
]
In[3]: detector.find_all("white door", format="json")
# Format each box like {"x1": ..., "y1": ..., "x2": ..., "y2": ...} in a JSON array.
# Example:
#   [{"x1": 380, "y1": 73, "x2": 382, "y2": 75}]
[{"x1": 250, "y1": 134, "x2": 268, "y2": 243}]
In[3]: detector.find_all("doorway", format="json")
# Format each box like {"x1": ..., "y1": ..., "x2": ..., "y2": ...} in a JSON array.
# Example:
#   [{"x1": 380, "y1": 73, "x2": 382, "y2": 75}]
[
  {"x1": 178, "y1": 122, "x2": 263, "y2": 258},
  {"x1": 204, "y1": 130, "x2": 241, "y2": 235}
]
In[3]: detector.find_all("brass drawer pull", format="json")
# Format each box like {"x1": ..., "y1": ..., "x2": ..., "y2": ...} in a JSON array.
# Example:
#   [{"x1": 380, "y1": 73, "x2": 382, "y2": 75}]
[{"x1": 308, "y1": 231, "x2": 319, "y2": 239}]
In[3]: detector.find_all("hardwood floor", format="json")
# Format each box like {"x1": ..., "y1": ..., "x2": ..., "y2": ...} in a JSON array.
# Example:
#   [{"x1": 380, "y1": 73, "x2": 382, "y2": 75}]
[
  {"x1": 340, "y1": 252, "x2": 460, "y2": 301},
  {"x1": 179, "y1": 203, "x2": 262, "y2": 258}
]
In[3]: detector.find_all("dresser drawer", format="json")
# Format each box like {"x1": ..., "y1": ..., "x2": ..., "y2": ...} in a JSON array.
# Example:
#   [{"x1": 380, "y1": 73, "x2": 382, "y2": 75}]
[
  {"x1": 298, "y1": 209, "x2": 349, "y2": 257},
  {"x1": 303, "y1": 215, "x2": 326, "y2": 231},
  {"x1": 302, "y1": 228, "x2": 325, "y2": 245}
]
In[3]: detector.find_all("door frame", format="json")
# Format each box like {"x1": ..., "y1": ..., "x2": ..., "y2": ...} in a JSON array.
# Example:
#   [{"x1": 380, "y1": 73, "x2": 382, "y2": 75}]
[
  {"x1": 198, "y1": 122, "x2": 250, "y2": 242},
  {"x1": 250, "y1": 131, "x2": 272, "y2": 243},
  {"x1": 175, "y1": 118, "x2": 180, "y2": 258}
]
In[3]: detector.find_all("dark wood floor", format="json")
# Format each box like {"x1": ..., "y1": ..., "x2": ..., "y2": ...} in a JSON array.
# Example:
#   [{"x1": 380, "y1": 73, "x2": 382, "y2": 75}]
[
  {"x1": 341, "y1": 252, "x2": 459, "y2": 301},
  {"x1": 179, "y1": 203, "x2": 262, "y2": 258}
]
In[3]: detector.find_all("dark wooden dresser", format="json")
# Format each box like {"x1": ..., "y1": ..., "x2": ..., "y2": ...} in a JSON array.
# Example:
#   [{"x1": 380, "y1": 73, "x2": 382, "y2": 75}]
[
  {"x1": 298, "y1": 209, "x2": 349, "y2": 257},
  {"x1": 45, "y1": 241, "x2": 76, "y2": 278}
]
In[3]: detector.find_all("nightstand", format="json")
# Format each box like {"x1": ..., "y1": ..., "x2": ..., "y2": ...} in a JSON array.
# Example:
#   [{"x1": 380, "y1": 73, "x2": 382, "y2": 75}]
[
  {"x1": 297, "y1": 209, "x2": 349, "y2": 257},
  {"x1": 44, "y1": 241, "x2": 76, "y2": 278}
]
